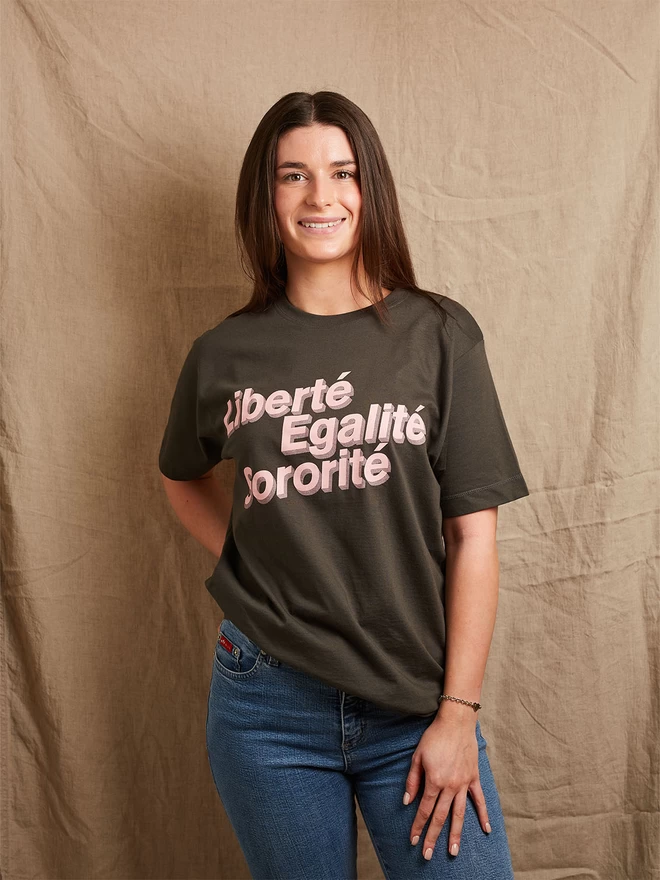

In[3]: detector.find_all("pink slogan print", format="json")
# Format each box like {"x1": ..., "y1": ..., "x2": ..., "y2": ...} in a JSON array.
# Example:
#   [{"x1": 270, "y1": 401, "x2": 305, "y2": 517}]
[{"x1": 223, "y1": 372, "x2": 427, "y2": 508}]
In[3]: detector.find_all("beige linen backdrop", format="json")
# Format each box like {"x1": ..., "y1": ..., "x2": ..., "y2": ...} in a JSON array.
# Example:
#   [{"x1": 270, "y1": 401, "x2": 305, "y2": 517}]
[{"x1": 2, "y1": 1, "x2": 658, "y2": 878}]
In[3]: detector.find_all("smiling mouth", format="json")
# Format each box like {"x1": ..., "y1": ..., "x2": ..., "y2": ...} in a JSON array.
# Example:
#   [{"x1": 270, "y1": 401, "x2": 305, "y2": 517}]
[{"x1": 298, "y1": 218, "x2": 346, "y2": 228}]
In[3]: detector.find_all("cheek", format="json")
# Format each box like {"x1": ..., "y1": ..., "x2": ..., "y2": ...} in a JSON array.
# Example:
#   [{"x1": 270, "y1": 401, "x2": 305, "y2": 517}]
[
  {"x1": 346, "y1": 193, "x2": 361, "y2": 221},
  {"x1": 345, "y1": 190, "x2": 362, "y2": 220},
  {"x1": 274, "y1": 191, "x2": 299, "y2": 228},
  {"x1": 273, "y1": 195, "x2": 291, "y2": 239}
]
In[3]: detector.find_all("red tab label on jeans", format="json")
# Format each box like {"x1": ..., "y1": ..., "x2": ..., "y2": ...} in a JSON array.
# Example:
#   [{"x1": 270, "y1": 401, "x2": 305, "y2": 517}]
[{"x1": 219, "y1": 633, "x2": 235, "y2": 654}]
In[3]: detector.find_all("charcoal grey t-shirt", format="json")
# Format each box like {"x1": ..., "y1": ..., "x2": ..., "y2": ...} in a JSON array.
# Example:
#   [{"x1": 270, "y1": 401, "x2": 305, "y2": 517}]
[{"x1": 158, "y1": 287, "x2": 529, "y2": 715}]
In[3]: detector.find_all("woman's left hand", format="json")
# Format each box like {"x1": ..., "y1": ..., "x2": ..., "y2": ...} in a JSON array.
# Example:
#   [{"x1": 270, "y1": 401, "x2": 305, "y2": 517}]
[{"x1": 403, "y1": 716, "x2": 491, "y2": 860}]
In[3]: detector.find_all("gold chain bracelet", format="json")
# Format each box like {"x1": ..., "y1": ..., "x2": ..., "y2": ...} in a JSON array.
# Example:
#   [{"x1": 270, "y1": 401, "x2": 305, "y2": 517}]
[{"x1": 438, "y1": 694, "x2": 482, "y2": 712}]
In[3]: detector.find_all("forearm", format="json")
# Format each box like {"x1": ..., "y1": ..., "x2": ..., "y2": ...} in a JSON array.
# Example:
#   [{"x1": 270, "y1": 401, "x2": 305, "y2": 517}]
[
  {"x1": 434, "y1": 535, "x2": 499, "y2": 728},
  {"x1": 160, "y1": 473, "x2": 232, "y2": 557}
]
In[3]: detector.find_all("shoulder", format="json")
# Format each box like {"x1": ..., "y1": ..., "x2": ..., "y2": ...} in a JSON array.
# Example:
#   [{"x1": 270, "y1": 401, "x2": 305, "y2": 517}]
[
  {"x1": 413, "y1": 289, "x2": 484, "y2": 359},
  {"x1": 433, "y1": 294, "x2": 483, "y2": 344},
  {"x1": 194, "y1": 309, "x2": 261, "y2": 352}
]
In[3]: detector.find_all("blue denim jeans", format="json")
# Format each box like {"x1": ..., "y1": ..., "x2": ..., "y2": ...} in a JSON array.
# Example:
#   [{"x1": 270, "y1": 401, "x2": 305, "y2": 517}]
[{"x1": 206, "y1": 617, "x2": 515, "y2": 880}]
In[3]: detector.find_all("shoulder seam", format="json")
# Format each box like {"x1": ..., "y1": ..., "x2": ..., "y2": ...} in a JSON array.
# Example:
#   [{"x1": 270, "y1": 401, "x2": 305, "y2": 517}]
[{"x1": 454, "y1": 335, "x2": 484, "y2": 364}]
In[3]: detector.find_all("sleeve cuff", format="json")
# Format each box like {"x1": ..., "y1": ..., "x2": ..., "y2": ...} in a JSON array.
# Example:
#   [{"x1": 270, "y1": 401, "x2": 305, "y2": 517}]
[{"x1": 441, "y1": 473, "x2": 530, "y2": 518}]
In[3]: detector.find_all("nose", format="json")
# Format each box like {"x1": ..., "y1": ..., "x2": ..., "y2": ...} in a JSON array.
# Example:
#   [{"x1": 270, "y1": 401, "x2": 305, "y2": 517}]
[{"x1": 306, "y1": 175, "x2": 335, "y2": 208}]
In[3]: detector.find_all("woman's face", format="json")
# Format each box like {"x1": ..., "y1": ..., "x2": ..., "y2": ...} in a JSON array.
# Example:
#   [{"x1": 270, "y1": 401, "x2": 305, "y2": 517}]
[{"x1": 273, "y1": 123, "x2": 362, "y2": 266}]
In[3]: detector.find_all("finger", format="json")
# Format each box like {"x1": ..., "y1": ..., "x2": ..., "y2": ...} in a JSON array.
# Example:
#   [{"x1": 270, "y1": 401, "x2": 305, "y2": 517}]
[
  {"x1": 469, "y1": 779, "x2": 492, "y2": 834},
  {"x1": 446, "y1": 788, "x2": 467, "y2": 857},
  {"x1": 418, "y1": 789, "x2": 455, "y2": 860},
  {"x1": 409, "y1": 784, "x2": 442, "y2": 846},
  {"x1": 403, "y1": 750, "x2": 423, "y2": 806}
]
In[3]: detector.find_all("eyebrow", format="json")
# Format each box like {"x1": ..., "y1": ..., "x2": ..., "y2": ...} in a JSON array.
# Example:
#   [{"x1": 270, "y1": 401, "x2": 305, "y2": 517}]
[{"x1": 276, "y1": 160, "x2": 357, "y2": 171}]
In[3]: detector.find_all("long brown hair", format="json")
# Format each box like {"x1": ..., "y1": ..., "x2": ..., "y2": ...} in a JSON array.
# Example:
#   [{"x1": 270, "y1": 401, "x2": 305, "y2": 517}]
[{"x1": 228, "y1": 90, "x2": 447, "y2": 329}]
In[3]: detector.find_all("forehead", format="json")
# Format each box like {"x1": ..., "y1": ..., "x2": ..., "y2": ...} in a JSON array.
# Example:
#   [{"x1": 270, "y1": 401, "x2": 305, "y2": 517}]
[{"x1": 275, "y1": 124, "x2": 355, "y2": 164}]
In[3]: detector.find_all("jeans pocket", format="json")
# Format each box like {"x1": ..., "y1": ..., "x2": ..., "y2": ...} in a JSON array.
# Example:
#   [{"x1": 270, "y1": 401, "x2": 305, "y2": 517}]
[{"x1": 213, "y1": 618, "x2": 265, "y2": 679}]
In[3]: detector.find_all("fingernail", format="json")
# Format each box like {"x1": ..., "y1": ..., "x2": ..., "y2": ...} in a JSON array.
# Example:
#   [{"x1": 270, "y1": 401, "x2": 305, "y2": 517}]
[
  {"x1": 411, "y1": 835, "x2": 419, "y2": 845},
  {"x1": 403, "y1": 792, "x2": 410, "y2": 805},
  {"x1": 486, "y1": 822, "x2": 492, "y2": 833},
  {"x1": 424, "y1": 847, "x2": 433, "y2": 860},
  {"x1": 451, "y1": 843, "x2": 459, "y2": 856}
]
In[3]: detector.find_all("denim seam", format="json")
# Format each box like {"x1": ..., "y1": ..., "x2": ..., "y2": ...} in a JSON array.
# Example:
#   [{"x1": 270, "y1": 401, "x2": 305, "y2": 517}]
[
  {"x1": 354, "y1": 788, "x2": 393, "y2": 880},
  {"x1": 213, "y1": 647, "x2": 265, "y2": 680}
]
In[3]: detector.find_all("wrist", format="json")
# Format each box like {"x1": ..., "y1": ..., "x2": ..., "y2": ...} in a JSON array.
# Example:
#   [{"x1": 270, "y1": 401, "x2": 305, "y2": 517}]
[{"x1": 435, "y1": 695, "x2": 480, "y2": 725}]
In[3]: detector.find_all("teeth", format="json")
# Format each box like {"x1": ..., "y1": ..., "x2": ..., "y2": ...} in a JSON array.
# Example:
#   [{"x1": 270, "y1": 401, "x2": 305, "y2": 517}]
[{"x1": 301, "y1": 219, "x2": 343, "y2": 228}]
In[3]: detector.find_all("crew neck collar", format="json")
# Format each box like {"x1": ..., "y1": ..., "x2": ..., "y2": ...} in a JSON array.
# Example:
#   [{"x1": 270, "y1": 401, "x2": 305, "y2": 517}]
[{"x1": 273, "y1": 287, "x2": 407, "y2": 326}]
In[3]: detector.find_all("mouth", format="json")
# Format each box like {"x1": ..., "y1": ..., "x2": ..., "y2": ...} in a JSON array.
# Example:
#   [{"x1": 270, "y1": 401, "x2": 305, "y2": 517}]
[{"x1": 298, "y1": 218, "x2": 347, "y2": 235}]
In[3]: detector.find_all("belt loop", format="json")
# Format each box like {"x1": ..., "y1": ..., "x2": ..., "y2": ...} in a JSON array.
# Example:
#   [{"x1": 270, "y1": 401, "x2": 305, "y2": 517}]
[{"x1": 260, "y1": 648, "x2": 279, "y2": 666}]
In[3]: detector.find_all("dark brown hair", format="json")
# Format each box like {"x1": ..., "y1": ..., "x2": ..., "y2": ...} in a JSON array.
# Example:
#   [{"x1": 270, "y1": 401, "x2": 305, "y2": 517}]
[{"x1": 228, "y1": 90, "x2": 447, "y2": 329}]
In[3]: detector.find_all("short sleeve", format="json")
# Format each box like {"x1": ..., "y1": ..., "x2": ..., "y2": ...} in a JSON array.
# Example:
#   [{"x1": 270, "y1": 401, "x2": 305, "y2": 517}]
[
  {"x1": 436, "y1": 337, "x2": 529, "y2": 518},
  {"x1": 158, "y1": 338, "x2": 224, "y2": 480}
]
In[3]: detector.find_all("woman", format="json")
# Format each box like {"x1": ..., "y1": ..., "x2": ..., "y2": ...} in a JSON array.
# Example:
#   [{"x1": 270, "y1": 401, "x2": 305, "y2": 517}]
[{"x1": 158, "y1": 91, "x2": 529, "y2": 880}]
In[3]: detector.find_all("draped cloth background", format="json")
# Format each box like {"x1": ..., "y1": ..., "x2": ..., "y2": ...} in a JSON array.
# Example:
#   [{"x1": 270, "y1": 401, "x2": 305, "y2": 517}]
[{"x1": 2, "y1": 1, "x2": 658, "y2": 878}]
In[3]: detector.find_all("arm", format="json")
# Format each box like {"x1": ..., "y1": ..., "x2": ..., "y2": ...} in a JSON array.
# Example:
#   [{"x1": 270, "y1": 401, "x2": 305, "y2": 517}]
[
  {"x1": 404, "y1": 505, "x2": 499, "y2": 856},
  {"x1": 160, "y1": 468, "x2": 232, "y2": 558},
  {"x1": 433, "y1": 506, "x2": 500, "y2": 731}
]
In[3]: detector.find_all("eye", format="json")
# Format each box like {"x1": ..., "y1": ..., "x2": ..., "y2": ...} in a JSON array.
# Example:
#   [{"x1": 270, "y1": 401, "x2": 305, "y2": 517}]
[{"x1": 281, "y1": 170, "x2": 357, "y2": 182}]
